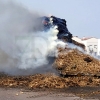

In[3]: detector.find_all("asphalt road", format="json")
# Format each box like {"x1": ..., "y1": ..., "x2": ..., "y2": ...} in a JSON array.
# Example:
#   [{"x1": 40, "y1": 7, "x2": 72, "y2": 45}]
[{"x1": 0, "y1": 88, "x2": 99, "y2": 100}]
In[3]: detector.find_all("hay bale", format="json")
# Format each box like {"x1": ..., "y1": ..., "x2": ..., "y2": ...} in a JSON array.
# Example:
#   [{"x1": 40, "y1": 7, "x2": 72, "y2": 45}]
[{"x1": 54, "y1": 49, "x2": 100, "y2": 76}]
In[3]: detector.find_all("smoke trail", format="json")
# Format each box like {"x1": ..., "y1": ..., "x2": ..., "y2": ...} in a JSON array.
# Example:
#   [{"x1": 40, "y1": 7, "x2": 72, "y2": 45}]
[{"x1": 0, "y1": 0, "x2": 65, "y2": 75}]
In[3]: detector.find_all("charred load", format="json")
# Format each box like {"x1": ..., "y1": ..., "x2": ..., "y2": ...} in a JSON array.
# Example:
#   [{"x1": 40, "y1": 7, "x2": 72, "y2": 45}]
[{"x1": 35, "y1": 16, "x2": 72, "y2": 43}]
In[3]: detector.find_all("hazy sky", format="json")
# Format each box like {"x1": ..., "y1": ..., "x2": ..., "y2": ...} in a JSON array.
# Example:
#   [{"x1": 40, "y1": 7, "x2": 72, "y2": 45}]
[{"x1": 15, "y1": 0, "x2": 100, "y2": 38}]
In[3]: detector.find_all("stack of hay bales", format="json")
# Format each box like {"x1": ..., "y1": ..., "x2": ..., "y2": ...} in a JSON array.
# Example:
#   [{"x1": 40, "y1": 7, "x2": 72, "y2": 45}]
[{"x1": 54, "y1": 49, "x2": 100, "y2": 76}]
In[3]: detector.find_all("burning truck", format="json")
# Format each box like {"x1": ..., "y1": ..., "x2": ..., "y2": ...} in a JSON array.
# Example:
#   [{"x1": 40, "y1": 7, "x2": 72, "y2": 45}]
[{"x1": 34, "y1": 15, "x2": 85, "y2": 49}]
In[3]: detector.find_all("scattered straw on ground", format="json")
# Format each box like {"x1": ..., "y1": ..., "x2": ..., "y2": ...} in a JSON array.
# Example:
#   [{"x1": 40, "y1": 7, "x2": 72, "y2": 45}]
[{"x1": 0, "y1": 73, "x2": 100, "y2": 89}]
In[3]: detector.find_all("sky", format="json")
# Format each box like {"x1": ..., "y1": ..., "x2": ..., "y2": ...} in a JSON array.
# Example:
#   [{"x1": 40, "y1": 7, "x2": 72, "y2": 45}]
[{"x1": 15, "y1": 0, "x2": 100, "y2": 38}]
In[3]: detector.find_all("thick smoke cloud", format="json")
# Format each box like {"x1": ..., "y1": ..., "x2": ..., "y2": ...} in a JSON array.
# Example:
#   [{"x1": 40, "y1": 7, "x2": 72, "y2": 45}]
[{"x1": 0, "y1": 0, "x2": 64, "y2": 75}]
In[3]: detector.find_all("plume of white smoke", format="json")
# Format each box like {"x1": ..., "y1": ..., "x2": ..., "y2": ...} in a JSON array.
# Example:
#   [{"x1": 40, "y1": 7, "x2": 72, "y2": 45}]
[{"x1": 0, "y1": 0, "x2": 66, "y2": 75}]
